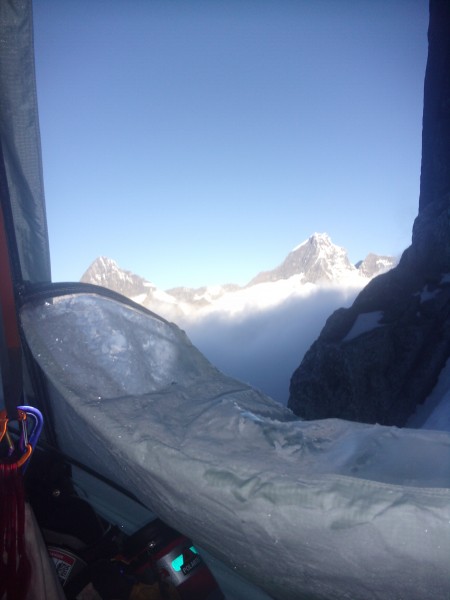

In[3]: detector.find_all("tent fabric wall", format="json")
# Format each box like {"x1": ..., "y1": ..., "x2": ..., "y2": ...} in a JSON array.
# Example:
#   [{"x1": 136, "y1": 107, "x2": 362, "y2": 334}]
[
  {"x1": 20, "y1": 290, "x2": 450, "y2": 600},
  {"x1": 0, "y1": 0, "x2": 51, "y2": 284}
]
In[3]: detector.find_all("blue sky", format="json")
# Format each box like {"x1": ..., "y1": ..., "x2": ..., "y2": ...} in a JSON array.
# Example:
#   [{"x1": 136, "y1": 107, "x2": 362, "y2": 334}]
[{"x1": 33, "y1": 0, "x2": 428, "y2": 289}]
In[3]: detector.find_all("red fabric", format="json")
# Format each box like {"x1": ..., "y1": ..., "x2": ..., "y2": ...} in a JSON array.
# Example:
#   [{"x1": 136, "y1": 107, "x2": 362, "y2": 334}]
[
  {"x1": 0, "y1": 203, "x2": 20, "y2": 353},
  {"x1": 0, "y1": 462, "x2": 31, "y2": 599}
]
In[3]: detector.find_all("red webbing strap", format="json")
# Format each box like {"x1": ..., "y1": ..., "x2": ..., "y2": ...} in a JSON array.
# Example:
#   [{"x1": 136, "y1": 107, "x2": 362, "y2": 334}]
[
  {"x1": 0, "y1": 462, "x2": 31, "y2": 599},
  {"x1": 0, "y1": 199, "x2": 22, "y2": 419},
  {"x1": 0, "y1": 201, "x2": 20, "y2": 350},
  {"x1": 0, "y1": 154, "x2": 30, "y2": 598}
]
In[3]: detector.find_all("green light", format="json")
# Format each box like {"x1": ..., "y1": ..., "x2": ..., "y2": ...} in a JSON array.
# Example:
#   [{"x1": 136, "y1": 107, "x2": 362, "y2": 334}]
[{"x1": 171, "y1": 546, "x2": 198, "y2": 571}]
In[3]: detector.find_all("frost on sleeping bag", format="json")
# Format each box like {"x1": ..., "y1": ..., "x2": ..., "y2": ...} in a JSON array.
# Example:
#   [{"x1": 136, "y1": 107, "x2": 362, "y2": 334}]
[{"x1": 21, "y1": 291, "x2": 450, "y2": 600}]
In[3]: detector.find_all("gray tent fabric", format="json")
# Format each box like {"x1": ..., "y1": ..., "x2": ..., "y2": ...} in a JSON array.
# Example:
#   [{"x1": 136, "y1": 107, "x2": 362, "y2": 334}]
[{"x1": 0, "y1": 0, "x2": 51, "y2": 283}]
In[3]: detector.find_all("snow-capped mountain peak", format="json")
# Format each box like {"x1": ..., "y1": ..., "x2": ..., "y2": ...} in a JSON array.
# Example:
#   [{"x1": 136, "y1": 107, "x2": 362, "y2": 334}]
[
  {"x1": 81, "y1": 256, "x2": 155, "y2": 297},
  {"x1": 355, "y1": 253, "x2": 397, "y2": 278},
  {"x1": 249, "y1": 232, "x2": 358, "y2": 286},
  {"x1": 80, "y1": 234, "x2": 397, "y2": 319},
  {"x1": 292, "y1": 231, "x2": 332, "y2": 252}
]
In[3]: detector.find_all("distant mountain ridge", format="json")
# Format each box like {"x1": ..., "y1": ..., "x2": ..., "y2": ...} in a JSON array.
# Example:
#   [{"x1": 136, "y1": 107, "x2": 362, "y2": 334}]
[
  {"x1": 80, "y1": 233, "x2": 397, "y2": 316},
  {"x1": 248, "y1": 233, "x2": 395, "y2": 285},
  {"x1": 82, "y1": 256, "x2": 150, "y2": 297}
]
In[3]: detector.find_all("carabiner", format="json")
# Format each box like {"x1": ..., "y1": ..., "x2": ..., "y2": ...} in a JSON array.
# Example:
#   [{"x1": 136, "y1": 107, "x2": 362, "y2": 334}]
[
  {"x1": 0, "y1": 406, "x2": 43, "y2": 469},
  {"x1": 0, "y1": 410, "x2": 15, "y2": 455},
  {"x1": 15, "y1": 443, "x2": 33, "y2": 468},
  {"x1": 0, "y1": 409, "x2": 16, "y2": 459},
  {"x1": 17, "y1": 408, "x2": 29, "y2": 448},
  {"x1": 18, "y1": 406, "x2": 43, "y2": 451},
  {"x1": 0, "y1": 409, "x2": 8, "y2": 443}
]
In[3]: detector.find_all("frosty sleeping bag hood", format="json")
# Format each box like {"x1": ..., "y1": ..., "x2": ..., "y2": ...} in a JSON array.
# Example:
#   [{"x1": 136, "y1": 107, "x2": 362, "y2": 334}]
[{"x1": 1, "y1": 2, "x2": 449, "y2": 600}]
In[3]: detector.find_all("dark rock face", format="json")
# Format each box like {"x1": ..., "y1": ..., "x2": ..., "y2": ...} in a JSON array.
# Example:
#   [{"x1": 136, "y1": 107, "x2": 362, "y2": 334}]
[
  {"x1": 289, "y1": 259, "x2": 450, "y2": 426},
  {"x1": 419, "y1": 0, "x2": 450, "y2": 211},
  {"x1": 288, "y1": 1, "x2": 450, "y2": 426}
]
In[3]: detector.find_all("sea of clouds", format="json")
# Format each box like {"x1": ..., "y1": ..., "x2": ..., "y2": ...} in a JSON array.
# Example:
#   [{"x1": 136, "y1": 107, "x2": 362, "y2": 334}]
[{"x1": 175, "y1": 282, "x2": 364, "y2": 405}]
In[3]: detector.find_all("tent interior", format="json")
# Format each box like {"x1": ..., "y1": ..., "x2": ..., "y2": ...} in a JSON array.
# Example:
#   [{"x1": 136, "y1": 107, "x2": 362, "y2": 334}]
[{"x1": 0, "y1": 2, "x2": 449, "y2": 600}]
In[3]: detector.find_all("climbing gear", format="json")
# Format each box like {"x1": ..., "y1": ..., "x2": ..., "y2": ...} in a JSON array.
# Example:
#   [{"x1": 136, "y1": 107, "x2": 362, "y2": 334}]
[
  {"x1": 0, "y1": 406, "x2": 43, "y2": 468},
  {"x1": 0, "y1": 405, "x2": 43, "y2": 598}
]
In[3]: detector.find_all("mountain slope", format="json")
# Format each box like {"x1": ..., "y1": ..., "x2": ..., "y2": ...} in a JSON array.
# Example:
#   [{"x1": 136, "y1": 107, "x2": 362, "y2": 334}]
[
  {"x1": 80, "y1": 256, "x2": 150, "y2": 297},
  {"x1": 355, "y1": 252, "x2": 397, "y2": 278},
  {"x1": 249, "y1": 233, "x2": 357, "y2": 285},
  {"x1": 81, "y1": 256, "x2": 180, "y2": 314},
  {"x1": 81, "y1": 234, "x2": 397, "y2": 317}
]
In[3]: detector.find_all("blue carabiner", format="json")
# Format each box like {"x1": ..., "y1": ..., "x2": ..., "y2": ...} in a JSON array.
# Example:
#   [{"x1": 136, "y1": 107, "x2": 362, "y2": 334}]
[{"x1": 17, "y1": 406, "x2": 43, "y2": 470}]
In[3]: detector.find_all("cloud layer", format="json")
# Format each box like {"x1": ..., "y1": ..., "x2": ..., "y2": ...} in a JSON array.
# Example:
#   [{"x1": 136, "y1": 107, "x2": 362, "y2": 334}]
[{"x1": 179, "y1": 284, "x2": 361, "y2": 405}]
